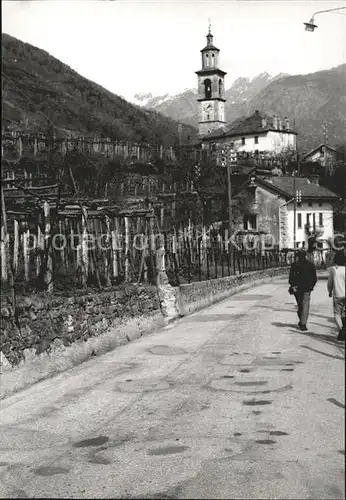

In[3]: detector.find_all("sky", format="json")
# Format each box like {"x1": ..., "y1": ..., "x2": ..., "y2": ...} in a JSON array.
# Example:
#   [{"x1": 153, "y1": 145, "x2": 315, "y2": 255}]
[{"x1": 2, "y1": 0, "x2": 346, "y2": 101}]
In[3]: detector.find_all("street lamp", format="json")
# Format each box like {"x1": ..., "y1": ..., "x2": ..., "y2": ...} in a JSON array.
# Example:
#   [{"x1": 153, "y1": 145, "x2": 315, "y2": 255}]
[
  {"x1": 304, "y1": 19, "x2": 318, "y2": 31},
  {"x1": 304, "y1": 6, "x2": 346, "y2": 32}
]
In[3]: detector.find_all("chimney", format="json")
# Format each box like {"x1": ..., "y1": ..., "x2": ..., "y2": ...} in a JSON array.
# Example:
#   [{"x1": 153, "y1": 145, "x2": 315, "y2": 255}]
[
  {"x1": 261, "y1": 117, "x2": 267, "y2": 128},
  {"x1": 278, "y1": 117, "x2": 283, "y2": 130},
  {"x1": 284, "y1": 117, "x2": 290, "y2": 130},
  {"x1": 272, "y1": 115, "x2": 276, "y2": 129}
]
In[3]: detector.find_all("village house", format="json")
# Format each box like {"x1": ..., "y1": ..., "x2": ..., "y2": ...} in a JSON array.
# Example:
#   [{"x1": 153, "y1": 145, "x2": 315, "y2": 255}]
[
  {"x1": 200, "y1": 110, "x2": 298, "y2": 155},
  {"x1": 234, "y1": 174, "x2": 338, "y2": 251},
  {"x1": 302, "y1": 143, "x2": 341, "y2": 175}
]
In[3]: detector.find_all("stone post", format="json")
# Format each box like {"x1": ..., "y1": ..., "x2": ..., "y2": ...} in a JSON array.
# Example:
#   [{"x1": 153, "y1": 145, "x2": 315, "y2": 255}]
[
  {"x1": 155, "y1": 247, "x2": 182, "y2": 323},
  {"x1": 17, "y1": 136, "x2": 23, "y2": 157},
  {"x1": 0, "y1": 225, "x2": 8, "y2": 282}
]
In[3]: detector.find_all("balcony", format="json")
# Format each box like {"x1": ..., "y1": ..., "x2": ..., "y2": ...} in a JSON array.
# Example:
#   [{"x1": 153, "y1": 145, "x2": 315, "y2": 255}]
[{"x1": 304, "y1": 224, "x2": 324, "y2": 236}]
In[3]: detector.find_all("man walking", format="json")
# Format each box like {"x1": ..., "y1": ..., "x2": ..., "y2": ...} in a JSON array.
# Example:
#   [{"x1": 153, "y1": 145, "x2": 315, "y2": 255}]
[
  {"x1": 327, "y1": 252, "x2": 345, "y2": 341},
  {"x1": 289, "y1": 250, "x2": 317, "y2": 331}
]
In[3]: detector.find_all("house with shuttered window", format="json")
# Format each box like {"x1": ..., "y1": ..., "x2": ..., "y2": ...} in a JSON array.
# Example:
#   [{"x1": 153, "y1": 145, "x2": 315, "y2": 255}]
[{"x1": 234, "y1": 174, "x2": 338, "y2": 250}]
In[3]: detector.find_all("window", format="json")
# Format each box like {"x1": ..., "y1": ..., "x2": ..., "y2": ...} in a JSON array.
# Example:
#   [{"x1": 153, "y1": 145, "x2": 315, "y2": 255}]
[
  {"x1": 306, "y1": 213, "x2": 311, "y2": 226},
  {"x1": 218, "y1": 79, "x2": 222, "y2": 97},
  {"x1": 302, "y1": 241, "x2": 306, "y2": 248},
  {"x1": 297, "y1": 213, "x2": 302, "y2": 229},
  {"x1": 308, "y1": 201, "x2": 313, "y2": 207},
  {"x1": 313, "y1": 213, "x2": 316, "y2": 229},
  {"x1": 204, "y1": 79, "x2": 212, "y2": 98},
  {"x1": 319, "y1": 212, "x2": 323, "y2": 227},
  {"x1": 318, "y1": 202, "x2": 323, "y2": 207},
  {"x1": 241, "y1": 137, "x2": 246, "y2": 145},
  {"x1": 254, "y1": 136, "x2": 259, "y2": 144},
  {"x1": 243, "y1": 215, "x2": 257, "y2": 230}
]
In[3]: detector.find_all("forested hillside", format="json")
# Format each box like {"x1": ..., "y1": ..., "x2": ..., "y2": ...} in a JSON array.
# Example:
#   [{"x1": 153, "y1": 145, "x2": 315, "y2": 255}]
[{"x1": 2, "y1": 34, "x2": 196, "y2": 146}]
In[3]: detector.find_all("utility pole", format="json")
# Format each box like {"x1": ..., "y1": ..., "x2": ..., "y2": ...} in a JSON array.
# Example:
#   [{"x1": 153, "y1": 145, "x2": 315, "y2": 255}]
[
  {"x1": 227, "y1": 161, "x2": 232, "y2": 237},
  {"x1": 293, "y1": 171, "x2": 296, "y2": 251},
  {"x1": 220, "y1": 146, "x2": 237, "y2": 238},
  {"x1": 178, "y1": 122, "x2": 182, "y2": 163},
  {"x1": 323, "y1": 123, "x2": 329, "y2": 174}
]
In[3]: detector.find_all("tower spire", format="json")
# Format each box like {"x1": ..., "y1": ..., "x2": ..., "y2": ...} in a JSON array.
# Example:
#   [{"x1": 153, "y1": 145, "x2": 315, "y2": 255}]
[{"x1": 207, "y1": 18, "x2": 213, "y2": 45}]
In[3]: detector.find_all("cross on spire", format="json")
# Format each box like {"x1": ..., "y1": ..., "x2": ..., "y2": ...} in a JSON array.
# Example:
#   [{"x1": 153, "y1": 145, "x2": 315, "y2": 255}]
[{"x1": 323, "y1": 122, "x2": 328, "y2": 145}]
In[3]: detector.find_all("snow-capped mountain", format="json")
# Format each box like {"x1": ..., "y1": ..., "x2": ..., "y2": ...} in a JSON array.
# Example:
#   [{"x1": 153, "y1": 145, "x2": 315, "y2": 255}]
[
  {"x1": 132, "y1": 92, "x2": 173, "y2": 108},
  {"x1": 224, "y1": 72, "x2": 289, "y2": 121},
  {"x1": 130, "y1": 73, "x2": 289, "y2": 126},
  {"x1": 130, "y1": 89, "x2": 199, "y2": 126},
  {"x1": 127, "y1": 66, "x2": 346, "y2": 152}
]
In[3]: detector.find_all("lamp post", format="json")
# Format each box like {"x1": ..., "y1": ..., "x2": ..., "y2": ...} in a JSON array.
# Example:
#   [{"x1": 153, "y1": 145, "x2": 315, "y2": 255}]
[{"x1": 304, "y1": 6, "x2": 346, "y2": 31}]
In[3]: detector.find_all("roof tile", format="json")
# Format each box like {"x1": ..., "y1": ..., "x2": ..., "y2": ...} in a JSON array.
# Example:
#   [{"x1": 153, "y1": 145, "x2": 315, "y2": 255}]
[
  {"x1": 259, "y1": 176, "x2": 338, "y2": 199},
  {"x1": 204, "y1": 111, "x2": 295, "y2": 139}
]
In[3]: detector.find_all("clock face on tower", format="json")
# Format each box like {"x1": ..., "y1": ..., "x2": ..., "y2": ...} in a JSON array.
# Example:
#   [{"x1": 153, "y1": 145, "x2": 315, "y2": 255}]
[
  {"x1": 219, "y1": 102, "x2": 225, "y2": 122},
  {"x1": 202, "y1": 102, "x2": 213, "y2": 120}
]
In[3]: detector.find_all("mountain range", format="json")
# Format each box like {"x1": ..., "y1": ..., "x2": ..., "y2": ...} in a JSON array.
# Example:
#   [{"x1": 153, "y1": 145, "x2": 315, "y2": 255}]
[
  {"x1": 2, "y1": 33, "x2": 345, "y2": 155},
  {"x1": 130, "y1": 66, "x2": 346, "y2": 153},
  {"x1": 131, "y1": 72, "x2": 288, "y2": 126}
]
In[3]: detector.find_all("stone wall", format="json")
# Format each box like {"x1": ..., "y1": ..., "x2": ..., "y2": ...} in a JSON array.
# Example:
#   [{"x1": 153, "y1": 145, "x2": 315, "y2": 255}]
[
  {"x1": 177, "y1": 267, "x2": 289, "y2": 316},
  {"x1": 1, "y1": 285, "x2": 160, "y2": 366},
  {"x1": 0, "y1": 267, "x2": 290, "y2": 399}
]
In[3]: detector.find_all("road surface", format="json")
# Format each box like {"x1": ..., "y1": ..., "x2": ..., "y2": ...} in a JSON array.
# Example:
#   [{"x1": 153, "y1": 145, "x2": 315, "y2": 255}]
[{"x1": 0, "y1": 275, "x2": 344, "y2": 499}]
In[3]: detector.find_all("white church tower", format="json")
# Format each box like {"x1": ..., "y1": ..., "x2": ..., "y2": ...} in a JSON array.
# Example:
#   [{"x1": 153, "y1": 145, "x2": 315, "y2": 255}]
[{"x1": 196, "y1": 25, "x2": 227, "y2": 137}]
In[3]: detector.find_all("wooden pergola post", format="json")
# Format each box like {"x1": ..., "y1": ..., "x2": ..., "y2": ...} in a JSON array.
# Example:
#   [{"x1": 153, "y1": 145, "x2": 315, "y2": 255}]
[
  {"x1": 0, "y1": 224, "x2": 8, "y2": 282},
  {"x1": 13, "y1": 219, "x2": 19, "y2": 276},
  {"x1": 43, "y1": 201, "x2": 53, "y2": 292},
  {"x1": 124, "y1": 216, "x2": 130, "y2": 282},
  {"x1": 81, "y1": 205, "x2": 89, "y2": 287},
  {"x1": 105, "y1": 215, "x2": 111, "y2": 287},
  {"x1": 111, "y1": 217, "x2": 119, "y2": 279},
  {"x1": 23, "y1": 221, "x2": 30, "y2": 282}
]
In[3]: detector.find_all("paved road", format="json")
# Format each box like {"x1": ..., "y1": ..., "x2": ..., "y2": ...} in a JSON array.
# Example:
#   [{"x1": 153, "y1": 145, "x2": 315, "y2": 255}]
[{"x1": 0, "y1": 275, "x2": 344, "y2": 499}]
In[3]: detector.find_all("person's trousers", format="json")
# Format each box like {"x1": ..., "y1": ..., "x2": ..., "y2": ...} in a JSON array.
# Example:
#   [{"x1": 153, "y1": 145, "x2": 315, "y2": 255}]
[
  {"x1": 333, "y1": 296, "x2": 346, "y2": 333},
  {"x1": 294, "y1": 291, "x2": 311, "y2": 326}
]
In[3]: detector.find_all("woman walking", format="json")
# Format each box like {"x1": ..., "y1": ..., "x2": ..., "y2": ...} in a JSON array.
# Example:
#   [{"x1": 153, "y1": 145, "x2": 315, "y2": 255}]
[{"x1": 327, "y1": 252, "x2": 345, "y2": 341}]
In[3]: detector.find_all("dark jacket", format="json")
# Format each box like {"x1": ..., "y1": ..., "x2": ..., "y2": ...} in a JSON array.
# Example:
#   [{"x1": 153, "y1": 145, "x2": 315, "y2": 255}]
[{"x1": 289, "y1": 260, "x2": 317, "y2": 292}]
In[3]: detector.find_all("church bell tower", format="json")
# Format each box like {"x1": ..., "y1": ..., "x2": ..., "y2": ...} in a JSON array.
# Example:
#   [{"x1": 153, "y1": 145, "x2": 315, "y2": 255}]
[{"x1": 196, "y1": 25, "x2": 227, "y2": 137}]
